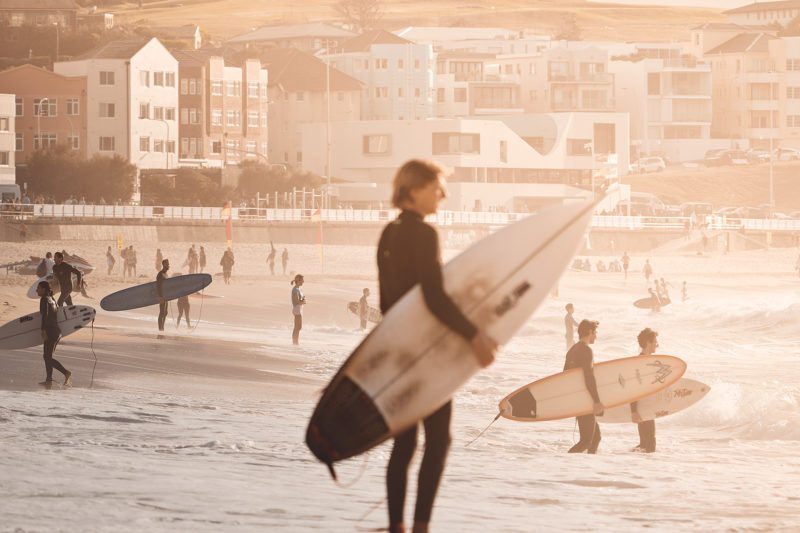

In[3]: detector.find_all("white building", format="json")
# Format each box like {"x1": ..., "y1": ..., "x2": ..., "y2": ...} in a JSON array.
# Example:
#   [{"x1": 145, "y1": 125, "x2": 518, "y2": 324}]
[
  {"x1": 55, "y1": 38, "x2": 179, "y2": 172},
  {"x1": 323, "y1": 30, "x2": 435, "y2": 121},
  {"x1": 723, "y1": 1, "x2": 800, "y2": 28},
  {"x1": 0, "y1": 93, "x2": 14, "y2": 185},
  {"x1": 395, "y1": 26, "x2": 550, "y2": 56},
  {"x1": 301, "y1": 113, "x2": 628, "y2": 210}
]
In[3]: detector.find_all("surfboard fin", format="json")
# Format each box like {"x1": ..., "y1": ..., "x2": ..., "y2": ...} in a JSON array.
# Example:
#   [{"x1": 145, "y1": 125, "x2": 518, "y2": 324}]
[{"x1": 326, "y1": 461, "x2": 337, "y2": 481}]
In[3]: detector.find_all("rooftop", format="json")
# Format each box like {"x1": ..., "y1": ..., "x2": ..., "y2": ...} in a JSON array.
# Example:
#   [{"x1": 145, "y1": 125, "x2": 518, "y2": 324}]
[
  {"x1": 260, "y1": 48, "x2": 361, "y2": 92},
  {"x1": 705, "y1": 32, "x2": 777, "y2": 55},
  {"x1": 723, "y1": 1, "x2": 800, "y2": 15},
  {"x1": 337, "y1": 30, "x2": 411, "y2": 53},
  {"x1": 226, "y1": 23, "x2": 354, "y2": 44}
]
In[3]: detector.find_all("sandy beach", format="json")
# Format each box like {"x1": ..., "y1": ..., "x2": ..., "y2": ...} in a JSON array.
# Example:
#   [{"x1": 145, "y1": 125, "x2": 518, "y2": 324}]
[{"x1": 1, "y1": 236, "x2": 799, "y2": 532}]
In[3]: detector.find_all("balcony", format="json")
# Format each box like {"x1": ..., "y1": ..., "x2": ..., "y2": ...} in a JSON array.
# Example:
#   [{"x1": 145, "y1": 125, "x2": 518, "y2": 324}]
[
  {"x1": 661, "y1": 58, "x2": 710, "y2": 71},
  {"x1": 548, "y1": 72, "x2": 613, "y2": 84}
]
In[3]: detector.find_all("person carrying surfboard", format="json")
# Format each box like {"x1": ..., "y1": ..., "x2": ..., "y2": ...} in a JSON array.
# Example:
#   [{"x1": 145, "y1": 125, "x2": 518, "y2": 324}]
[
  {"x1": 157, "y1": 259, "x2": 169, "y2": 332},
  {"x1": 358, "y1": 288, "x2": 370, "y2": 330},
  {"x1": 378, "y1": 159, "x2": 497, "y2": 533},
  {"x1": 52, "y1": 251, "x2": 83, "y2": 307},
  {"x1": 37, "y1": 281, "x2": 71, "y2": 388},
  {"x1": 564, "y1": 319, "x2": 604, "y2": 454},
  {"x1": 631, "y1": 328, "x2": 659, "y2": 453}
]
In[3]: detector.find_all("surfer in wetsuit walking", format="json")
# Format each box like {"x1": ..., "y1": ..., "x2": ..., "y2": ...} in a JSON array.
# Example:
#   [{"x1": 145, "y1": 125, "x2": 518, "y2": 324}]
[
  {"x1": 379, "y1": 159, "x2": 497, "y2": 533},
  {"x1": 630, "y1": 328, "x2": 659, "y2": 452},
  {"x1": 564, "y1": 319, "x2": 604, "y2": 454},
  {"x1": 52, "y1": 251, "x2": 83, "y2": 307},
  {"x1": 37, "y1": 280, "x2": 71, "y2": 388},
  {"x1": 157, "y1": 259, "x2": 169, "y2": 332}
]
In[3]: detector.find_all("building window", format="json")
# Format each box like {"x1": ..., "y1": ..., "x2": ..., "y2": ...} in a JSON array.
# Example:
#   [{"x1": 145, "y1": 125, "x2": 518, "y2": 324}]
[
  {"x1": 437, "y1": 88, "x2": 445, "y2": 102},
  {"x1": 189, "y1": 79, "x2": 197, "y2": 95},
  {"x1": 211, "y1": 80, "x2": 223, "y2": 95},
  {"x1": 247, "y1": 140, "x2": 257, "y2": 156},
  {"x1": 139, "y1": 136, "x2": 150, "y2": 152},
  {"x1": 154, "y1": 72, "x2": 164, "y2": 86},
  {"x1": 227, "y1": 80, "x2": 241, "y2": 96},
  {"x1": 567, "y1": 138, "x2": 592, "y2": 156},
  {"x1": 248, "y1": 82, "x2": 259, "y2": 98},
  {"x1": 787, "y1": 115, "x2": 800, "y2": 127},
  {"x1": 363, "y1": 134, "x2": 391, "y2": 155},
  {"x1": 226, "y1": 109, "x2": 240, "y2": 126},
  {"x1": 375, "y1": 58, "x2": 388, "y2": 70},
  {"x1": 787, "y1": 59, "x2": 800, "y2": 71},
  {"x1": 66, "y1": 99, "x2": 79, "y2": 115},
  {"x1": 248, "y1": 111, "x2": 259, "y2": 127},
  {"x1": 34, "y1": 133, "x2": 57, "y2": 150},
  {"x1": 139, "y1": 103, "x2": 149, "y2": 119},
  {"x1": 153, "y1": 106, "x2": 164, "y2": 120},
  {"x1": 0, "y1": 152, "x2": 8, "y2": 166},
  {"x1": 99, "y1": 103, "x2": 115, "y2": 118},
  {"x1": 211, "y1": 109, "x2": 222, "y2": 126},
  {"x1": 375, "y1": 87, "x2": 388, "y2": 98},
  {"x1": 167, "y1": 140, "x2": 175, "y2": 154},
  {"x1": 100, "y1": 71, "x2": 115, "y2": 86},
  {"x1": 165, "y1": 107, "x2": 176, "y2": 121},
  {"x1": 398, "y1": 87, "x2": 404, "y2": 98},
  {"x1": 432, "y1": 132, "x2": 480, "y2": 155},
  {"x1": 414, "y1": 59, "x2": 420, "y2": 70},
  {"x1": 15, "y1": 98, "x2": 23, "y2": 117},
  {"x1": 0, "y1": 117, "x2": 8, "y2": 132},
  {"x1": 189, "y1": 108, "x2": 199, "y2": 124},
  {"x1": 787, "y1": 87, "x2": 800, "y2": 99},
  {"x1": 154, "y1": 139, "x2": 164, "y2": 152},
  {"x1": 15, "y1": 133, "x2": 23, "y2": 151},
  {"x1": 34, "y1": 98, "x2": 56, "y2": 117},
  {"x1": 261, "y1": 113, "x2": 268, "y2": 127},
  {"x1": 140, "y1": 70, "x2": 150, "y2": 87},
  {"x1": 454, "y1": 88, "x2": 467, "y2": 102},
  {"x1": 181, "y1": 78, "x2": 188, "y2": 94},
  {"x1": 68, "y1": 133, "x2": 79, "y2": 150},
  {"x1": 398, "y1": 59, "x2": 404, "y2": 69},
  {"x1": 211, "y1": 140, "x2": 222, "y2": 154},
  {"x1": 415, "y1": 88, "x2": 421, "y2": 98},
  {"x1": 261, "y1": 142, "x2": 267, "y2": 156},
  {"x1": 166, "y1": 72, "x2": 176, "y2": 87}
]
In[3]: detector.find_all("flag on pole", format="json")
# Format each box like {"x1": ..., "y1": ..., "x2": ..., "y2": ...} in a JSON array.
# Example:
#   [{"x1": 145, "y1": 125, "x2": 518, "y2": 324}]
[
  {"x1": 222, "y1": 201, "x2": 233, "y2": 248},
  {"x1": 311, "y1": 208, "x2": 323, "y2": 267}
]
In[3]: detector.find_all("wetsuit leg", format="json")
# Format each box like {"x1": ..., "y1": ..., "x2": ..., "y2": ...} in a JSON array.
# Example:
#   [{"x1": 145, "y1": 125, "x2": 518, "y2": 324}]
[
  {"x1": 569, "y1": 414, "x2": 600, "y2": 453},
  {"x1": 57, "y1": 290, "x2": 72, "y2": 307},
  {"x1": 413, "y1": 401, "x2": 452, "y2": 524},
  {"x1": 387, "y1": 424, "x2": 418, "y2": 527},
  {"x1": 637, "y1": 420, "x2": 656, "y2": 452},
  {"x1": 158, "y1": 301, "x2": 168, "y2": 331},
  {"x1": 292, "y1": 314, "x2": 302, "y2": 344},
  {"x1": 43, "y1": 334, "x2": 66, "y2": 380}
]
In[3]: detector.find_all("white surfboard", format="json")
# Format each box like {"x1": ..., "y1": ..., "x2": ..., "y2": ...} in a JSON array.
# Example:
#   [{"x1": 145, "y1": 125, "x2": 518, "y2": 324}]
[
  {"x1": 307, "y1": 200, "x2": 596, "y2": 470},
  {"x1": 0, "y1": 305, "x2": 96, "y2": 350},
  {"x1": 26, "y1": 273, "x2": 82, "y2": 299},
  {"x1": 597, "y1": 378, "x2": 709, "y2": 423},
  {"x1": 498, "y1": 355, "x2": 687, "y2": 422},
  {"x1": 100, "y1": 273, "x2": 212, "y2": 311}
]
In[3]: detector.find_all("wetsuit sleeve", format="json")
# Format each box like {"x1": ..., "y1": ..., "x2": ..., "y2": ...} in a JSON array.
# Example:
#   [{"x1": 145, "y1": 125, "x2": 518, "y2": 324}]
[
  {"x1": 579, "y1": 346, "x2": 601, "y2": 403},
  {"x1": 414, "y1": 224, "x2": 477, "y2": 341},
  {"x1": 377, "y1": 229, "x2": 389, "y2": 313},
  {"x1": 40, "y1": 298, "x2": 48, "y2": 331}
]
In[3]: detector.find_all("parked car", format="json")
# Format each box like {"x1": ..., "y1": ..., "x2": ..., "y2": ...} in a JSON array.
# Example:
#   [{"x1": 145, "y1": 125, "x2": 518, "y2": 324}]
[
  {"x1": 680, "y1": 202, "x2": 713, "y2": 217},
  {"x1": 630, "y1": 156, "x2": 666, "y2": 174},
  {"x1": 774, "y1": 147, "x2": 800, "y2": 161},
  {"x1": 704, "y1": 149, "x2": 748, "y2": 166},
  {"x1": 624, "y1": 192, "x2": 666, "y2": 216},
  {"x1": 746, "y1": 148, "x2": 772, "y2": 163}
]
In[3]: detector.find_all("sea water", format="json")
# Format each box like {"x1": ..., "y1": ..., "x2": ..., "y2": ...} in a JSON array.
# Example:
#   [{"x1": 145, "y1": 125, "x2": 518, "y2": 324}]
[{"x1": 1, "y1": 251, "x2": 799, "y2": 532}]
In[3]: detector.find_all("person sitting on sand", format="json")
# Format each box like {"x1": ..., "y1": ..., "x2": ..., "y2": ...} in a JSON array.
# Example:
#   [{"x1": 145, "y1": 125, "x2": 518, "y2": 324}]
[{"x1": 37, "y1": 280, "x2": 71, "y2": 388}]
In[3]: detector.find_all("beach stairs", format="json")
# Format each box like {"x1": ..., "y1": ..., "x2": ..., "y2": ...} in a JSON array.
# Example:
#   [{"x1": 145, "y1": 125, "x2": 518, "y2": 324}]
[{"x1": 650, "y1": 229, "x2": 724, "y2": 255}]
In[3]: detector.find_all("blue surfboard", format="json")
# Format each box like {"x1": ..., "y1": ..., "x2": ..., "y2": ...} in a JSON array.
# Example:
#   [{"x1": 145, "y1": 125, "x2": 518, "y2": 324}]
[{"x1": 100, "y1": 273, "x2": 212, "y2": 311}]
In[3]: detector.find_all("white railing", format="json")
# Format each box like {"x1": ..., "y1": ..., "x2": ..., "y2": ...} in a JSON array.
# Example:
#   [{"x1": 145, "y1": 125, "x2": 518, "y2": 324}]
[{"x1": 6, "y1": 204, "x2": 800, "y2": 232}]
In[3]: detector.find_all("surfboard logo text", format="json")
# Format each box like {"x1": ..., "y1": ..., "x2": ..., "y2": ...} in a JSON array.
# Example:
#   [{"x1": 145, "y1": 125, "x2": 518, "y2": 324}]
[
  {"x1": 647, "y1": 360, "x2": 673, "y2": 384},
  {"x1": 494, "y1": 281, "x2": 531, "y2": 317}
]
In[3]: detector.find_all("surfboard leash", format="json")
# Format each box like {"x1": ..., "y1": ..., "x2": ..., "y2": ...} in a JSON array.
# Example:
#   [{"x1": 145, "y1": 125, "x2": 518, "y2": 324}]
[
  {"x1": 465, "y1": 410, "x2": 504, "y2": 448},
  {"x1": 333, "y1": 451, "x2": 371, "y2": 489},
  {"x1": 186, "y1": 286, "x2": 205, "y2": 334},
  {"x1": 89, "y1": 316, "x2": 97, "y2": 389},
  {"x1": 354, "y1": 495, "x2": 388, "y2": 532}
]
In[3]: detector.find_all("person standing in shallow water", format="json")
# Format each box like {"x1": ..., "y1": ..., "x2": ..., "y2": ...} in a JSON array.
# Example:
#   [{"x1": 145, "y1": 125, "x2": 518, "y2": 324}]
[
  {"x1": 281, "y1": 248, "x2": 289, "y2": 276},
  {"x1": 267, "y1": 241, "x2": 276, "y2": 276},
  {"x1": 157, "y1": 259, "x2": 169, "y2": 332},
  {"x1": 564, "y1": 303, "x2": 578, "y2": 350},
  {"x1": 379, "y1": 159, "x2": 497, "y2": 533},
  {"x1": 290, "y1": 274, "x2": 305, "y2": 345},
  {"x1": 37, "y1": 281, "x2": 71, "y2": 388},
  {"x1": 630, "y1": 328, "x2": 659, "y2": 453},
  {"x1": 564, "y1": 319, "x2": 604, "y2": 454}
]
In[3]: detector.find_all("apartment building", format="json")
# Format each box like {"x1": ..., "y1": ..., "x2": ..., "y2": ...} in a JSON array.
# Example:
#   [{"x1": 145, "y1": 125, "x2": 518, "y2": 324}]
[
  {"x1": 723, "y1": 1, "x2": 800, "y2": 28},
  {"x1": 0, "y1": 64, "x2": 88, "y2": 165},
  {"x1": 611, "y1": 47, "x2": 713, "y2": 161},
  {"x1": 436, "y1": 51, "x2": 525, "y2": 117},
  {"x1": 0, "y1": 94, "x2": 14, "y2": 185},
  {"x1": 765, "y1": 36, "x2": 800, "y2": 148},
  {"x1": 0, "y1": 0, "x2": 79, "y2": 31},
  {"x1": 395, "y1": 26, "x2": 550, "y2": 55},
  {"x1": 172, "y1": 51, "x2": 269, "y2": 168},
  {"x1": 54, "y1": 38, "x2": 179, "y2": 171},
  {"x1": 260, "y1": 47, "x2": 362, "y2": 170},
  {"x1": 323, "y1": 30, "x2": 435, "y2": 120},
  {"x1": 704, "y1": 32, "x2": 780, "y2": 144}
]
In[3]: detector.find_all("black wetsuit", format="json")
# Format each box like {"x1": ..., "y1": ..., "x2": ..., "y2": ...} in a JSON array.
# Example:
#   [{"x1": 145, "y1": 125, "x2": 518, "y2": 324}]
[
  {"x1": 564, "y1": 342, "x2": 602, "y2": 454},
  {"x1": 40, "y1": 294, "x2": 68, "y2": 381},
  {"x1": 52, "y1": 261, "x2": 82, "y2": 307},
  {"x1": 157, "y1": 269, "x2": 168, "y2": 331},
  {"x1": 378, "y1": 209, "x2": 477, "y2": 527}
]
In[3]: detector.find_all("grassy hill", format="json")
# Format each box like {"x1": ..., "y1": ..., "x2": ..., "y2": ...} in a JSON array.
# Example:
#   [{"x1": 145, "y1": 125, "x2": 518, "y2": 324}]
[
  {"x1": 112, "y1": 0, "x2": 722, "y2": 42},
  {"x1": 622, "y1": 161, "x2": 800, "y2": 212}
]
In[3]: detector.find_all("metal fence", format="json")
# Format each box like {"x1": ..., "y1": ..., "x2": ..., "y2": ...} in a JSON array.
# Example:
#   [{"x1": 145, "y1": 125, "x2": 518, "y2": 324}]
[{"x1": 4, "y1": 203, "x2": 800, "y2": 232}]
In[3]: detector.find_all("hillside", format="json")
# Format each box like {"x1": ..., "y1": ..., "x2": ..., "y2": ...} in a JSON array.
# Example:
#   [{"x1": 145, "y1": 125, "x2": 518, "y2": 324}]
[
  {"x1": 622, "y1": 161, "x2": 800, "y2": 212},
  {"x1": 112, "y1": 0, "x2": 723, "y2": 42}
]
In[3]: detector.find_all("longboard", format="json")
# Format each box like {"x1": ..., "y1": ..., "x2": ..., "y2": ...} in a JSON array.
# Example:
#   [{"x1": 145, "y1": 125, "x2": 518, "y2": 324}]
[
  {"x1": 347, "y1": 301, "x2": 382, "y2": 323},
  {"x1": 633, "y1": 296, "x2": 670, "y2": 309},
  {"x1": 0, "y1": 305, "x2": 96, "y2": 350},
  {"x1": 597, "y1": 378, "x2": 709, "y2": 423},
  {"x1": 100, "y1": 273, "x2": 213, "y2": 311},
  {"x1": 26, "y1": 273, "x2": 82, "y2": 299},
  {"x1": 498, "y1": 355, "x2": 687, "y2": 422},
  {"x1": 306, "y1": 200, "x2": 595, "y2": 473}
]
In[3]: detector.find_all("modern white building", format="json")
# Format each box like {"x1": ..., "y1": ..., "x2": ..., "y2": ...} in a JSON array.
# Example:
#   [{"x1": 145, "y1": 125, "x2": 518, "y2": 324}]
[
  {"x1": 323, "y1": 30, "x2": 435, "y2": 121},
  {"x1": 0, "y1": 93, "x2": 15, "y2": 185},
  {"x1": 301, "y1": 113, "x2": 629, "y2": 210},
  {"x1": 55, "y1": 38, "x2": 179, "y2": 172}
]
